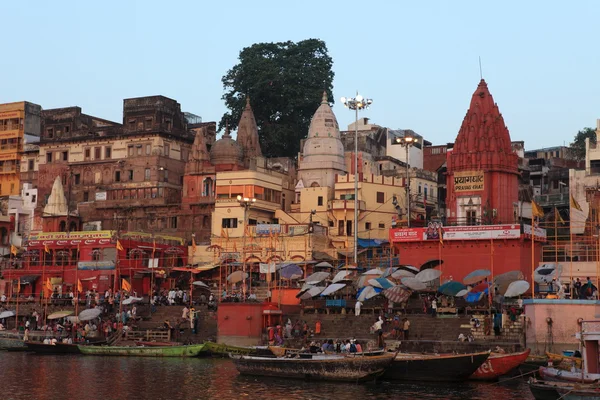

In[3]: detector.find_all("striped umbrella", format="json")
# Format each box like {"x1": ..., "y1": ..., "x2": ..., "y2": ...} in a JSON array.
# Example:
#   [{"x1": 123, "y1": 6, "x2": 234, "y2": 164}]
[{"x1": 383, "y1": 286, "x2": 412, "y2": 303}]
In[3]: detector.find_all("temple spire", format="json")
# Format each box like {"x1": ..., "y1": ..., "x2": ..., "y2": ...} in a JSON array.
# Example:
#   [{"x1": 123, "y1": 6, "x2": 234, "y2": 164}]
[{"x1": 236, "y1": 96, "x2": 262, "y2": 167}]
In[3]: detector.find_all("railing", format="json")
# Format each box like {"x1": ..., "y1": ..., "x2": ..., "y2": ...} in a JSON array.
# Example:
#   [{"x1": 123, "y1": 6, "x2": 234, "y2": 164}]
[
  {"x1": 0, "y1": 124, "x2": 23, "y2": 132},
  {"x1": 328, "y1": 199, "x2": 366, "y2": 211},
  {"x1": 0, "y1": 166, "x2": 17, "y2": 174},
  {"x1": 534, "y1": 192, "x2": 569, "y2": 206},
  {"x1": 124, "y1": 330, "x2": 171, "y2": 341}
]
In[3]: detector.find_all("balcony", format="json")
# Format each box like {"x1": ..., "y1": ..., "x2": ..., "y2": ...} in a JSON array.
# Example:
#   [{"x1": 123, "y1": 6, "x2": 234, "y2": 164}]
[
  {"x1": 0, "y1": 165, "x2": 17, "y2": 174},
  {"x1": 328, "y1": 199, "x2": 366, "y2": 211},
  {"x1": 534, "y1": 192, "x2": 569, "y2": 207},
  {"x1": 0, "y1": 124, "x2": 23, "y2": 132},
  {"x1": 0, "y1": 144, "x2": 20, "y2": 153}
]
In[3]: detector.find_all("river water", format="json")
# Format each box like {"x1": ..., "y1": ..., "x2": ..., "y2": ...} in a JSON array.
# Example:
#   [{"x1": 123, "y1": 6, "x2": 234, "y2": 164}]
[{"x1": 0, "y1": 352, "x2": 534, "y2": 400}]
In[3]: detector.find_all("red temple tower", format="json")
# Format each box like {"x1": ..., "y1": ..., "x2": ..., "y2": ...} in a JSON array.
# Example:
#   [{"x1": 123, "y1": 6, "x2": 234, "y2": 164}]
[{"x1": 446, "y1": 79, "x2": 519, "y2": 225}]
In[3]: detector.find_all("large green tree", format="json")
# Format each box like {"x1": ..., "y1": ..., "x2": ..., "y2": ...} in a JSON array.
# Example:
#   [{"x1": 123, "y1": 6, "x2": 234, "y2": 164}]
[
  {"x1": 220, "y1": 39, "x2": 334, "y2": 158},
  {"x1": 568, "y1": 127, "x2": 596, "y2": 161}
]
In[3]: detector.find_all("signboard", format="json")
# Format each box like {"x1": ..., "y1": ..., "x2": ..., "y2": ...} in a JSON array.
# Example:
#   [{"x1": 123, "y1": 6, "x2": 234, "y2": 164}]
[
  {"x1": 0, "y1": 131, "x2": 19, "y2": 139},
  {"x1": 289, "y1": 225, "x2": 309, "y2": 236},
  {"x1": 77, "y1": 261, "x2": 115, "y2": 270},
  {"x1": 28, "y1": 231, "x2": 114, "y2": 241},
  {"x1": 390, "y1": 224, "x2": 521, "y2": 243},
  {"x1": 454, "y1": 171, "x2": 484, "y2": 192},
  {"x1": 95, "y1": 191, "x2": 107, "y2": 201},
  {"x1": 0, "y1": 111, "x2": 22, "y2": 119},
  {"x1": 390, "y1": 228, "x2": 424, "y2": 242},
  {"x1": 0, "y1": 153, "x2": 17, "y2": 160},
  {"x1": 523, "y1": 224, "x2": 547, "y2": 240},
  {"x1": 256, "y1": 224, "x2": 281, "y2": 235},
  {"x1": 27, "y1": 238, "x2": 113, "y2": 247}
]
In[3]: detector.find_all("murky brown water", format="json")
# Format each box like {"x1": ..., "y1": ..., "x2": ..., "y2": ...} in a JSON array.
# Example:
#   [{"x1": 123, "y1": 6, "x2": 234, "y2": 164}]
[{"x1": 0, "y1": 352, "x2": 534, "y2": 400}]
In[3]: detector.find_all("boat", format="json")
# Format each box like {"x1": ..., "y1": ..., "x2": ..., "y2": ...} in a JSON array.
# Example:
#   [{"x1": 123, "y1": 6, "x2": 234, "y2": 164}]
[
  {"x1": 547, "y1": 352, "x2": 583, "y2": 368},
  {"x1": 529, "y1": 378, "x2": 600, "y2": 400},
  {"x1": 539, "y1": 366, "x2": 600, "y2": 384},
  {"x1": 0, "y1": 336, "x2": 26, "y2": 351},
  {"x1": 470, "y1": 349, "x2": 531, "y2": 380},
  {"x1": 383, "y1": 351, "x2": 491, "y2": 382},
  {"x1": 134, "y1": 341, "x2": 178, "y2": 347},
  {"x1": 78, "y1": 343, "x2": 205, "y2": 357},
  {"x1": 199, "y1": 341, "x2": 258, "y2": 357},
  {"x1": 232, "y1": 352, "x2": 395, "y2": 382},
  {"x1": 25, "y1": 341, "x2": 82, "y2": 355}
]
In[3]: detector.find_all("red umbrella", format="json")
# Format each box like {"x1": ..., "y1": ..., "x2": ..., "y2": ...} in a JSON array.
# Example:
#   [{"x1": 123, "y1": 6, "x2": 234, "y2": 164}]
[
  {"x1": 383, "y1": 286, "x2": 412, "y2": 303},
  {"x1": 471, "y1": 282, "x2": 490, "y2": 293}
]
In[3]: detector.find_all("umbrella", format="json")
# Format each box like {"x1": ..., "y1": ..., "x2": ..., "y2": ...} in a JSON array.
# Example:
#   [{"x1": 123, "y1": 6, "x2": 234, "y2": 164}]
[
  {"x1": 300, "y1": 286, "x2": 325, "y2": 300},
  {"x1": 332, "y1": 270, "x2": 352, "y2": 283},
  {"x1": 383, "y1": 286, "x2": 412, "y2": 303},
  {"x1": 79, "y1": 308, "x2": 102, "y2": 321},
  {"x1": 357, "y1": 286, "x2": 382, "y2": 301},
  {"x1": 466, "y1": 291, "x2": 486, "y2": 303},
  {"x1": 315, "y1": 261, "x2": 333, "y2": 268},
  {"x1": 192, "y1": 281, "x2": 209, "y2": 288},
  {"x1": 381, "y1": 267, "x2": 398, "y2": 278},
  {"x1": 494, "y1": 271, "x2": 524, "y2": 295},
  {"x1": 416, "y1": 269, "x2": 442, "y2": 283},
  {"x1": 438, "y1": 281, "x2": 467, "y2": 296},
  {"x1": 66, "y1": 316, "x2": 80, "y2": 323},
  {"x1": 0, "y1": 310, "x2": 15, "y2": 319},
  {"x1": 304, "y1": 271, "x2": 330, "y2": 285},
  {"x1": 227, "y1": 271, "x2": 249, "y2": 283},
  {"x1": 455, "y1": 289, "x2": 469, "y2": 297},
  {"x1": 471, "y1": 282, "x2": 490, "y2": 293},
  {"x1": 320, "y1": 283, "x2": 347, "y2": 296},
  {"x1": 396, "y1": 265, "x2": 420, "y2": 274},
  {"x1": 504, "y1": 280, "x2": 530, "y2": 298},
  {"x1": 362, "y1": 268, "x2": 384, "y2": 276},
  {"x1": 280, "y1": 264, "x2": 303, "y2": 280},
  {"x1": 401, "y1": 277, "x2": 427, "y2": 291},
  {"x1": 296, "y1": 284, "x2": 314, "y2": 298},
  {"x1": 368, "y1": 278, "x2": 395, "y2": 290},
  {"x1": 463, "y1": 269, "x2": 492, "y2": 285},
  {"x1": 47, "y1": 311, "x2": 73, "y2": 320},
  {"x1": 122, "y1": 296, "x2": 143, "y2": 305},
  {"x1": 391, "y1": 269, "x2": 416, "y2": 279},
  {"x1": 420, "y1": 259, "x2": 444, "y2": 271}
]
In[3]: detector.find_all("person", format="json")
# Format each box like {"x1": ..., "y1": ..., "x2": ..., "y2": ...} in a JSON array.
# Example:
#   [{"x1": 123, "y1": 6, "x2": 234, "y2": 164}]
[
  {"x1": 355, "y1": 340, "x2": 363, "y2": 353},
  {"x1": 285, "y1": 319, "x2": 293, "y2": 339},
  {"x1": 574, "y1": 278, "x2": 582, "y2": 299},
  {"x1": 403, "y1": 318, "x2": 411, "y2": 340},
  {"x1": 355, "y1": 300, "x2": 362, "y2": 316},
  {"x1": 302, "y1": 321, "x2": 309, "y2": 341},
  {"x1": 315, "y1": 319, "x2": 321, "y2": 335},
  {"x1": 431, "y1": 297, "x2": 438, "y2": 317},
  {"x1": 349, "y1": 339, "x2": 357, "y2": 353},
  {"x1": 182, "y1": 306, "x2": 190, "y2": 320},
  {"x1": 0, "y1": 322, "x2": 5, "y2": 330},
  {"x1": 458, "y1": 333, "x2": 467, "y2": 342},
  {"x1": 372, "y1": 317, "x2": 384, "y2": 348}
]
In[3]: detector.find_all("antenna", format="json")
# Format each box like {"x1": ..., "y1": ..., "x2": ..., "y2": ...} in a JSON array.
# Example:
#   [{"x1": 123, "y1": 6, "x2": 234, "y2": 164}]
[{"x1": 479, "y1": 56, "x2": 483, "y2": 80}]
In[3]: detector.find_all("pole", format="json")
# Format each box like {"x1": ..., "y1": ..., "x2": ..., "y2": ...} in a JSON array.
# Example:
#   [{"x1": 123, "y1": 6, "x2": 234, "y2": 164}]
[
  {"x1": 354, "y1": 105, "x2": 359, "y2": 265},
  {"x1": 242, "y1": 205, "x2": 247, "y2": 301},
  {"x1": 570, "y1": 228, "x2": 573, "y2": 298},
  {"x1": 489, "y1": 238, "x2": 494, "y2": 310},
  {"x1": 532, "y1": 218, "x2": 536, "y2": 299},
  {"x1": 406, "y1": 145, "x2": 410, "y2": 228}
]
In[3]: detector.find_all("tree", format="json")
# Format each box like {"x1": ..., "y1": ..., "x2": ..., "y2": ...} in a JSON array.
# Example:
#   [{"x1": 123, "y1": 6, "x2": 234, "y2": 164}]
[
  {"x1": 568, "y1": 127, "x2": 596, "y2": 161},
  {"x1": 220, "y1": 39, "x2": 334, "y2": 158}
]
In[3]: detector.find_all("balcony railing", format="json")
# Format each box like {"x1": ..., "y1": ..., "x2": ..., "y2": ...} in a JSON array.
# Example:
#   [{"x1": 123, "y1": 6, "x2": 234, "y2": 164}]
[
  {"x1": 0, "y1": 125, "x2": 23, "y2": 132},
  {"x1": 534, "y1": 192, "x2": 569, "y2": 207},
  {"x1": 328, "y1": 199, "x2": 366, "y2": 211}
]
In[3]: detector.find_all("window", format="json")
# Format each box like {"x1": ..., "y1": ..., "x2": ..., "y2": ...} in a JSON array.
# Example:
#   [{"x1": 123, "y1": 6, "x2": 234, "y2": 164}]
[
  {"x1": 163, "y1": 169, "x2": 169, "y2": 182},
  {"x1": 467, "y1": 210, "x2": 477, "y2": 225},
  {"x1": 92, "y1": 248, "x2": 101, "y2": 261},
  {"x1": 144, "y1": 118, "x2": 153, "y2": 130},
  {"x1": 128, "y1": 170, "x2": 134, "y2": 180},
  {"x1": 164, "y1": 144, "x2": 170, "y2": 157},
  {"x1": 146, "y1": 144, "x2": 151, "y2": 155},
  {"x1": 83, "y1": 192, "x2": 89, "y2": 202},
  {"x1": 28, "y1": 159, "x2": 34, "y2": 171},
  {"x1": 169, "y1": 217, "x2": 177, "y2": 228},
  {"x1": 47, "y1": 128, "x2": 54, "y2": 138},
  {"x1": 115, "y1": 171, "x2": 121, "y2": 182},
  {"x1": 144, "y1": 168, "x2": 150, "y2": 181},
  {"x1": 46, "y1": 152, "x2": 52, "y2": 163},
  {"x1": 365, "y1": 222, "x2": 372, "y2": 230},
  {"x1": 379, "y1": 223, "x2": 385, "y2": 229},
  {"x1": 376, "y1": 192, "x2": 384, "y2": 203},
  {"x1": 338, "y1": 220, "x2": 344, "y2": 236},
  {"x1": 62, "y1": 151, "x2": 68, "y2": 161},
  {"x1": 31, "y1": 194, "x2": 36, "y2": 203},
  {"x1": 64, "y1": 125, "x2": 70, "y2": 134},
  {"x1": 128, "y1": 119, "x2": 136, "y2": 130},
  {"x1": 128, "y1": 145, "x2": 134, "y2": 157},
  {"x1": 418, "y1": 184, "x2": 422, "y2": 194},
  {"x1": 424, "y1": 185, "x2": 428, "y2": 200},
  {"x1": 94, "y1": 147, "x2": 101, "y2": 159},
  {"x1": 105, "y1": 147, "x2": 112, "y2": 159},
  {"x1": 85, "y1": 148, "x2": 91, "y2": 159},
  {"x1": 74, "y1": 174, "x2": 80, "y2": 185},
  {"x1": 317, "y1": 196, "x2": 323, "y2": 206},
  {"x1": 165, "y1": 118, "x2": 172, "y2": 131},
  {"x1": 137, "y1": 146, "x2": 142, "y2": 156},
  {"x1": 221, "y1": 218, "x2": 238, "y2": 228},
  {"x1": 248, "y1": 218, "x2": 257, "y2": 226},
  {"x1": 346, "y1": 220, "x2": 352, "y2": 236}
]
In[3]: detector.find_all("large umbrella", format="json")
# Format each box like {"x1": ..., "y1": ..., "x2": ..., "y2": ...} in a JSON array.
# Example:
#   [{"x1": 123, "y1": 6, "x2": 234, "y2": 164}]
[
  {"x1": 0, "y1": 310, "x2": 15, "y2": 319},
  {"x1": 47, "y1": 311, "x2": 73, "y2": 320},
  {"x1": 420, "y1": 259, "x2": 443, "y2": 271},
  {"x1": 280, "y1": 264, "x2": 303, "y2": 280},
  {"x1": 122, "y1": 296, "x2": 143, "y2": 305},
  {"x1": 227, "y1": 271, "x2": 249, "y2": 283},
  {"x1": 391, "y1": 269, "x2": 416, "y2": 279},
  {"x1": 362, "y1": 268, "x2": 384, "y2": 276},
  {"x1": 381, "y1": 267, "x2": 398, "y2": 278},
  {"x1": 383, "y1": 286, "x2": 412, "y2": 303},
  {"x1": 192, "y1": 281, "x2": 209, "y2": 288},
  {"x1": 495, "y1": 271, "x2": 524, "y2": 295},
  {"x1": 401, "y1": 277, "x2": 427, "y2": 291},
  {"x1": 300, "y1": 286, "x2": 325, "y2": 300},
  {"x1": 471, "y1": 282, "x2": 490, "y2": 293},
  {"x1": 332, "y1": 270, "x2": 352, "y2": 283},
  {"x1": 296, "y1": 283, "x2": 314, "y2": 298},
  {"x1": 438, "y1": 281, "x2": 467, "y2": 296},
  {"x1": 466, "y1": 291, "x2": 486, "y2": 303},
  {"x1": 455, "y1": 289, "x2": 469, "y2": 297},
  {"x1": 504, "y1": 280, "x2": 530, "y2": 298},
  {"x1": 304, "y1": 271, "x2": 330, "y2": 285},
  {"x1": 396, "y1": 265, "x2": 420, "y2": 274},
  {"x1": 320, "y1": 283, "x2": 347, "y2": 297},
  {"x1": 368, "y1": 278, "x2": 395, "y2": 290},
  {"x1": 416, "y1": 269, "x2": 442, "y2": 283},
  {"x1": 79, "y1": 308, "x2": 102, "y2": 322},
  {"x1": 463, "y1": 269, "x2": 491, "y2": 285},
  {"x1": 315, "y1": 261, "x2": 333, "y2": 268},
  {"x1": 357, "y1": 286, "x2": 382, "y2": 301}
]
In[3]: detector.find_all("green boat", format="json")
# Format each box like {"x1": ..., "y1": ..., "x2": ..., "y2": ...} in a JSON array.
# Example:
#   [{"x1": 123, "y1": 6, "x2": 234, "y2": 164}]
[
  {"x1": 199, "y1": 342, "x2": 269, "y2": 357},
  {"x1": 78, "y1": 343, "x2": 205, "y2": 357}
]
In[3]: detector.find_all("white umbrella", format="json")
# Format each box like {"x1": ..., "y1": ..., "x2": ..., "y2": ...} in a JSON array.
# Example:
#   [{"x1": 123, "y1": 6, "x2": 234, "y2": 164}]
[
  {"x1": 78, "y1": 308, "x2": 102, "y2": 321},
  {"x1": 320, "y1": 283, "x2": 346, "y2": 296},
  {"x1": 192, "y1": 281, "x2": 209, "y2": 288},
  {"x1": 416, "y1": 269, "x2": 442, "y2": 283},
  {"x1": 0, "y1": 310, "x2": 15, "y2": 319},
  {"x1": 504, "y1": 280, "x2": 530, "y2": 298},
  {"x1": 304, "y1": 272, "x2": 330, "y2": 285},
  {"x1": 315, "y1": 261, "x2": 333, "y2": 268},
  {"x1": 332, "y1": 270, "x2": 352, "y2": 283},
  {"x1": 66, "y1": 316, "x2": 80, "y2": 323},
  {"x1": 227, "y1": 271, "x2": 249, "y2": 283},
  {"x1": 391, "y1": 269, "x2": 416, "y2": 279},
  {"x1": 47, "y1": 311, "x2": 73, "y2": 320},
  {"x1": 401, "y1": 277, "x2": 427, "y2": 291},
  {"x1": 455, "y1": 289, "x2": 469, "y2": 297},
  {"x1": 300, "y1": 286, "x2": 325, "y2": 300},
  {"x1": 362, "y1": 268, "x2": 384, "y2": 276},
  {"x1": 368, "y1": 278, "x2": 395, "y2": 289},
  {"x1": 122, "y1": 296, "x2": 143, "y2": 305},
  {"x1": 357, "y1": 286, "x2": 381, "y2": 301}
]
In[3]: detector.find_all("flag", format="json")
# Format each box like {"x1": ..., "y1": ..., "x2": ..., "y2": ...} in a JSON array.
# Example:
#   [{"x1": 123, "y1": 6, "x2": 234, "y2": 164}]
[
  {"x1": 555, "y1": 208, "x2": 565, "y2": 224},
  {"x1": 532, "y1": 201, "x2": 544, "y2": 218},
  {"x1": 191, "y1": 235, "x2": 197, "y2": 254},
  {"x1": 77, "y1": 279, "x2": 83, "y2": 294},
  {"x1": 438, "y1": 227, "x2": 444, "y2": 245},
  {"x1": 121, "y1": 278, "x2": 132, "y2": 292},
  {"x1": 571, "y1": 195, "x2": 583, "y2": 212},
  {"x1": 45, "y1": 278, "x2": 53, "y2": 297},
  {"x1": 10, "y1": 245, "x2": 17, "y2": 256},
  {"x1": 44, "y1": 243, "x2": 50, "y2": 254},
  {"x1": 116, "y1": 240, "x2": 124, "y2": 251}
]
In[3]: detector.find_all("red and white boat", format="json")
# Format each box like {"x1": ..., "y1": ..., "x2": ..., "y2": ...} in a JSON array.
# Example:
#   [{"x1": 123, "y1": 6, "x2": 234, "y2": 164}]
[
  {"x1": 470, "y1": 348, "x2": 531, "y2": 380},
  {"x1": 539, "y1": 366, "x2": 600, "y2": 384}
]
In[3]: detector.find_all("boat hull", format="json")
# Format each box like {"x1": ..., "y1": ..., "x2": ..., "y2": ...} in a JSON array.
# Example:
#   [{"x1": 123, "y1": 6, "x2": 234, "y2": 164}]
[
  {"x1": 529, "y1": 379, "x2": 600, "y2": 400},
  {"x1": 200, "y1": 342, "x2": 258, "y2": 357},
  {"x1": 539, "y1": 367, "x2": 600, "y2": 384},
  {"x1": 134, "y1": 341, "x2": 178, "y2": 347},
  {"x1": 0, "y1": 337, "x2": 26, "y2": 350},
  {"x1": 546, "y1": 352, "x2": 583, "y2": 368},
  {"x1": 470, "y1": 349, "x2": 531, "y2": 380},
  {"x1": 233, "y1": 353, "x2": 395, "y2": 382},
  {"x1": 78, "y1": 344, "x2": 205, "y2": 357},
  {"x1": 25, "y1": 342, "x2": 82, "y2": 354},
  {"x1": 383, "y1": 351, "x2": 490, "y2": 382}
]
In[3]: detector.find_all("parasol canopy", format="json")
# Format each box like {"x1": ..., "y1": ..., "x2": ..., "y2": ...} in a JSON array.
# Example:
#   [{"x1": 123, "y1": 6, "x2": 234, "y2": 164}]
[
  {"x1": 122, "y1": 296, "x2": 143, "y2": 305},
  {"x1": 357, "y1": 286, "x2": 382, "y2": 301},
  {"x1": 420, "y1": 259, "x2": 444, "y2": 271},
  {"x1": 383, "y1": 286, "x2": 412, "y2": 303},
  {"x1": 78, "y1": 308, "x2": 102, "y2": 322},
  {"x1": 332, "y1": 270, "x2": 352, "y2": 283},
  {"x1": 66, "y1": 316, "x2": 80, "y2": 324},
  {"x1": 227, "y1": 271, "x2": 249, "y2": 283},
  {"x1": 192, "y1": 281, "x2": 209, "y2": 288},
  {"x1": 362, "y1": 268, "x2": 384, "y2": 276},
  {"x1": 455, "y1": 289, "x2": 469, "y2": 297},
  {"x1": 47, "y1": 311, "x2": 73, "y2": 320},
  {"x1": 494, "y1": 271, "x2": 524, "y2": 295},
  {"x1": 396, "y1": 265, "x2": 420, "y2": 274},
  {"x1": 303, "y1": 271, "x2": 330, "y2": 285},
  {"x1": 368, "y1": 278, "x2": 395, "y2": 290},
  {"x1": 391, "y1": 269, "x2": 416, "y2": 279},
  {"x1": 300, "y1": 286, "x2": 325, "y2": 300},
  {"x1": 416, "y1": 269, "x2": 442, "y2": 283},
  {"x1": 320, "y1": 283, "x2": 347, "y2": 297},
  {"x1": 466, "y1": 291, "x2": 486, "y2": 303},
  {"x1": 296, "y1": 284, "x2": 313, "y2": 298},
  {"x1": 401, "y1": 277, "x2": 427, "y2": 291},
  {"x1": 315, "y1": 261, "x2": 333, "y2": 268},
  {"x1": 0, "y1": 310, "x2": 15, "y2": 319},
  {"x1": 463, "y1": 269, "x2": 491, "y2": 285},
  {"x1": 504, "y1": 280, "x2": 530, "y2": 298},
  {"x1": 438, "y1": 281, "x2": 467, "y2": 296},
  {"x1": 381, "y1": 267, "x2": 398, "y2": 278},
  {"x1": 279, "y1": 264, "x2": 303, "y2": 280}
]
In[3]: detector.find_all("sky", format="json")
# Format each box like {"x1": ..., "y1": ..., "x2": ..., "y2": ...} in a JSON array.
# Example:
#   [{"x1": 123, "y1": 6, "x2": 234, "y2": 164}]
[{"x1": 2, "y1": 0, "x2": 599, "y2": 149}]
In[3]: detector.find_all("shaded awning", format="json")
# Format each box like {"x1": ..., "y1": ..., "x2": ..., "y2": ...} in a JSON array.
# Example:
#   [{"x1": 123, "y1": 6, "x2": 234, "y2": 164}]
[
  {"x1": 19, "y1": 275, "x2": 39, "y2": 284},
  {"x1": 312, "y1": 251, "x2": 334, "y2": 261},
  {"x1": 195, "y1": 264, "x2": 219, "y2": 272},
  {"x1": 357, "y1": 238, "x2": 389, "y2": 248}
]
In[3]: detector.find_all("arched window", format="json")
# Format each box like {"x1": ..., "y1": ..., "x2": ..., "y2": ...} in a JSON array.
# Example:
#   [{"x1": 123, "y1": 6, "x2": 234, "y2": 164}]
[
  {"x1": 69, "y1": 221, "x2": 77, "y2": 232},
  {"x1": 59, "y1": 221, "x2": 66, "y2": 232},
  {"x1": 424, "y1": 184, "x2": 428, "y2": 200},
  {"x1": 0, "y1": 228, "x2": 7, "y2": 246},
  {"x1": 203, "y1": 177, "x2": 214, "y2": 197},
  {"x1": 203, "y1": 215, "x2": 209, "y2": 228},
  {"x1": 310, "y1": 182, "x2": 320, "y2": 187}
]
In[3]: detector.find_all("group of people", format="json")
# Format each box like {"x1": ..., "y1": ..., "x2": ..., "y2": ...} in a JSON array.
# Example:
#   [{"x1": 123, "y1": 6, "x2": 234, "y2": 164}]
[{"x1": 307, "y1": 339, "x2": 363, "y2": 354}]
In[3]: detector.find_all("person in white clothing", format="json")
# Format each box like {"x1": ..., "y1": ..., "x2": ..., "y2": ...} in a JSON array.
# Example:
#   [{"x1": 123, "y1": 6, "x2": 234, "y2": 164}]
[
  {"x1": 182, "y1": 306, "x2": 190, "y2": 320},
  {"x1": 371, "y1": 317, "x2": 384, "y2": 348},
  {"x1": 355, "y1": 301, "x2": 362, "y2": 316}
]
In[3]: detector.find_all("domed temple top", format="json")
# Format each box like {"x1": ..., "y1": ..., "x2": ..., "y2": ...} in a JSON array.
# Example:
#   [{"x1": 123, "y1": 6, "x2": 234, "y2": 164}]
[
  {"x1": 44, "y1": 176, "x2": 68, "y2": 216},
  {"x1": 210, "y1": 126, "x2": 243, "y2": 167},
  {"x1": 236, "y1": 97, "x2": 262, "y2": 165},
  {"x1": 448, "y1": 79, "x2": 518, "y2": 174}
]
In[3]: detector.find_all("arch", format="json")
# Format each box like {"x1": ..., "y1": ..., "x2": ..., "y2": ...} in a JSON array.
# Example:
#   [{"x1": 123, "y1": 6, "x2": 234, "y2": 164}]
[
  {"x1": 245, "y1": 255, "x2": 262, "y2": 263},
  {"x1": 310, "y1": 182, "x2": 320, "y2": 188},
  {"x1": 290, "y1": 255, "x2": 305, "y2": 261},
  {"x1": 59, "y1": 220, "x2": 66, "y2": 232},
  {"x1": 267, "y1": 255, "x2": 283, "y2": 262},
  {"x1": 203, "y1": 177, "x2": 214, "y2": 197},
  {"x1": 202, "y1": 215, "x2": 209, "y2": 228},
  {"x1": 69, "y1": 221, "x2": 77, "y2": 232}
]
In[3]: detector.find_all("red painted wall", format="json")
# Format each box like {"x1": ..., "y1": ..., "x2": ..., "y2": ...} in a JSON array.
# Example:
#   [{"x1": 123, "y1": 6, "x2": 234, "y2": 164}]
[
  {"x1": 217, "y1": 303, "x2": 264, "y2": 342},
  {"x1": 271, "y1": 288, "x2": 301, "y2": 305}
]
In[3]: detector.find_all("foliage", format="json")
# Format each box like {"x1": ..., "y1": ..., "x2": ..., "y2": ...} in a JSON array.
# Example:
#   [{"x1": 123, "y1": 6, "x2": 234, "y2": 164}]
[
  {"x1": 568, "y1": 127, "x2": 596, "y2": 161},
  {"x1": 220, "y1": 39, "x2": 334, "y2": 158}
]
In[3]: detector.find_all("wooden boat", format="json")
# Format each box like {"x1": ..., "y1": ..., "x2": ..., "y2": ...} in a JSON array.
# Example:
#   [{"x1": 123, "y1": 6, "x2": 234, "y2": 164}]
[
  {"x1": 539, "y1": 366, "x2": 600, "y2": 384},
  {"x1": 547, "y1": 352, "x2": 583, "y2": 368},
  {"x1": 199, "y1": 341, "x2": 258, "y2": 357},
  {"x1": 0, "y1": 336, "x2": 26, "y2": 351},
  {"x1": 529, "y1": 378, "x2": 600, "y2": 400},
  {"x1": 383, "y1": 351, "x2": 491, "y2": 382},
  {"x1": 78, "y1": 343, "x2": 205, "y2": 357},
  {"x1": 470, "y1": 349, "x2": 531, "y2": 380},
  {"x1": 134, "y1": 341, "x2": 178, "y2": 347},
  {"x1": 25, "y1": 341, "x2": 81, "y2": 354},
  {"x1": 232, "y1": 352, "x2": 395, "y2": 382}
]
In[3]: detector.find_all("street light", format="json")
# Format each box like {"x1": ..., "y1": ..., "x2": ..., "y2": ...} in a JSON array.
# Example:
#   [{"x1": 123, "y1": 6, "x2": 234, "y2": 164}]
[
  {"x1": 341, "y1": 93, "x2": 373, "y2": 265},
  {"x1": 237, "y1": 195, "x2": 256, "y2": 301},
  {"x1": 394, "y1": 134, "x2": 419, "y2": 227}
]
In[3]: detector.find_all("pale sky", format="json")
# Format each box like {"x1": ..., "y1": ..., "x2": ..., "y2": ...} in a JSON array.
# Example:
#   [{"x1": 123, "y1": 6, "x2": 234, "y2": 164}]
[{"x1": 2, "y1": 0, "x2": 598, "y2": 149}]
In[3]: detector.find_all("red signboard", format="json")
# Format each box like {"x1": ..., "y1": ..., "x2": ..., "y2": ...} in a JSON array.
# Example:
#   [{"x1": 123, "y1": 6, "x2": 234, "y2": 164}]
[
  {"x1": 390, "y1": 224, "x2": 521, "y2": 243},
  {"x1": 27, "y1": 238, "x2": 113, "y2": 247},
  {"x1": 389, "y1": 228, "x2": 424, "y2": 242}
]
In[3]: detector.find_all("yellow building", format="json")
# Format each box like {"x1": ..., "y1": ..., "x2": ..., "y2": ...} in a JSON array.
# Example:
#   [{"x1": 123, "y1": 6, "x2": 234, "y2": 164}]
[{"x1": 0, "y1": 102, "x2": 41, "y2": 195}]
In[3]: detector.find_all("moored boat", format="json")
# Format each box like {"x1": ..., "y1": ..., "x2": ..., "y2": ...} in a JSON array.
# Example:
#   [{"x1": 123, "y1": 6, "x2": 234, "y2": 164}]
[
  {"x1": 78, "y1": 343, "x2": 205, "y2": 357},
  {"x1": 383, "y1": 351, "x2": 491, "y2": 382},
  {"x1": 0, "y1": 336, "x2": 26, "y2": 351},
  {"x1": 232, "y1": 352, "x2": 395, "y2": 382},
  {"x1": 200, "y1": 341, "x2": 258, "y2": 357},
  {"x1": 546, "y1": 352, "x2": 583, "y2": 369},
  {"x1": 539, "y1": 366, "x2": 600, "y2": 384},
  {"x1": 134, "y1": 341, "x2": 179, "y2": 347},
  {"x1": 25, "y1": 341, "x2": 81, "y2": 354},
  {"x1": 528, "y1": 378, "x2": 600, "y2": 400},
  {"x1": 470, "y1": 349, "x2": 531, "y2": 380}
]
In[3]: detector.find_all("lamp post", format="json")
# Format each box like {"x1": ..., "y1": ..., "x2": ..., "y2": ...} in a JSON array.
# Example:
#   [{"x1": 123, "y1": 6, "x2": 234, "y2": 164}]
[
  {"x1": 341, "y1": 93, "x2": 373, "y2": 265},
  {"x1": 237, "y1": 195, "x2": 256, "y2": 301},
  {"x1": 394, "y1": 135, "x2": 418, "y2": 227}
]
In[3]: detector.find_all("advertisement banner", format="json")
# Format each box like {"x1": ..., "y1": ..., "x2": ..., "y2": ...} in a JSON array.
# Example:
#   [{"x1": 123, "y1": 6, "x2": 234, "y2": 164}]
[
  {"x1": 390, "y1": 224, "x2": 521, "y2": 243},
  {"x1": 454, "y1": 170, "x2": 484, "y2": 192},
  {"x1": 256, "y1": 224, "x2": 281, "y2": 235},
  {"x1": 389, "y1": 228, "x2": 425, "y2": 242},
  {"x1": 523, "y1": 224, "x2": 547, "y2": 240},
  {"x1": 78, "y1": 261, "x2": 115, "y2": 270},
  {"x1": 27, "y1": 238, "x2": 113, "y2": 247},
  {"x1": 28, "y1": 231, "x2": 114, "y2": 241}
]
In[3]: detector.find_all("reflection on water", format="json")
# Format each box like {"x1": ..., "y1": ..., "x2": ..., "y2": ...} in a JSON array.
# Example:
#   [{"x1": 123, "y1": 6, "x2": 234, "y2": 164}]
[{"x1": 0, "y1": 353, "x2": 533, "y2": 400}]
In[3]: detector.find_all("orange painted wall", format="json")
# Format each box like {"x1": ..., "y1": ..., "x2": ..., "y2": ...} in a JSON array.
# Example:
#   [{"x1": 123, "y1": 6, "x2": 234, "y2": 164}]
[
  {"x1": 271, "y1": 288, "x2": 301, "y2": 305},
  {"x1": 217, "y1": 303, "x2": 263, "y2": 338}
]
